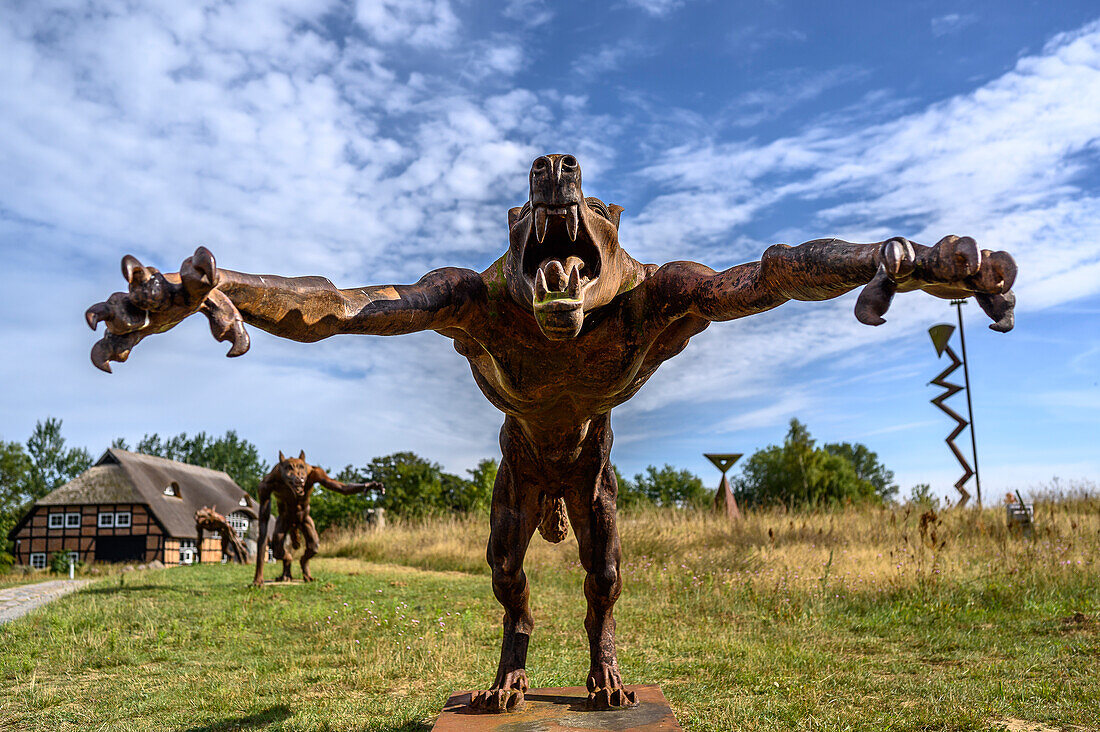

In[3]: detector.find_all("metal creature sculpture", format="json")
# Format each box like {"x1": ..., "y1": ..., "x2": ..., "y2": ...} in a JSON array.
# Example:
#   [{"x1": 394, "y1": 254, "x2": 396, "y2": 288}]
[
  {"x1": 86, "y1": 154, "x2": 1017, "y2": 711},
  {"x1": 194, "y1": 506, "x2": 249, "y2": 564},
  {"x1": 252, "y1": 451, "x2": 384, "y2": 586},
  {"x1": 928, "y1": 317, "x2": 980, "y2": 507},
  {"x1": 704, "y1": 453, "x2": 743, "y2": 520}
]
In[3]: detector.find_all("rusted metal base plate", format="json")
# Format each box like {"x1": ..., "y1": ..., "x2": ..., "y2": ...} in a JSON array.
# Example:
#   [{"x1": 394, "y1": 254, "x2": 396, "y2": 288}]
[{"x1": 432, "y1": 685, "x2": 681, "y2": 731}]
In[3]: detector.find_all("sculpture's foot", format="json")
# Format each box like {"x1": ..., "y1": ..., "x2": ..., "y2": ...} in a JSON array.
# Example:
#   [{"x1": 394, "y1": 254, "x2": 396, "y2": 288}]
[
  {"x1": 274, "y1": 574, "x2": 292, "y2": 582},
  {"x1": 302, "y1": 573, "x2": 315, "y2": 582},
  {"x1": 468, "y1": 669, "x2": 529, "y2": 713},
  {"x1": 586, "y1": 663, "x2": 637, "y2": 710},
  {"x1": 251, "y1": 579, "x2": 264, "y2": 588}
]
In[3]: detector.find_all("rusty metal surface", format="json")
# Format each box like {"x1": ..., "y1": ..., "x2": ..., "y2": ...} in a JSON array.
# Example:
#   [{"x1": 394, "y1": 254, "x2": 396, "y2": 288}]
[
  {"x1": 433, "y1": 685, "x2": 681, "y2": 732},
  {"x1": 928, "y1": 323, "x2": 976, "y2": 507},
  {"x1": 86, "y1": 153, "x2": 1018, "y2": 712},
  {"x1": 704, "y1": 454, "x2": 742, "y2": 520}
]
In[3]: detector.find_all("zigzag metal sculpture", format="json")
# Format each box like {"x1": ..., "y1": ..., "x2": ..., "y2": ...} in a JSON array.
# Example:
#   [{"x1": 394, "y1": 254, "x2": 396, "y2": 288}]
[{"x1": 928, "y1": 323, "x2": 974, "y2": 506}]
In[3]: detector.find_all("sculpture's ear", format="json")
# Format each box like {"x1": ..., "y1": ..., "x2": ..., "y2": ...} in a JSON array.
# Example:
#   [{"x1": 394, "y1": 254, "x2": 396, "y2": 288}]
[
  {"x1": 298, "y1": 450, "x2": 306, "y2": 461},
  {"x1": 508, "y1": 205, "x2": 525, "y2": 229},
  {"x1": 607, "y1": 204, "x2": 624, "y2": 229},
  {"x1": 278, "y1": 451, "x2": 285, "y2": 462}
]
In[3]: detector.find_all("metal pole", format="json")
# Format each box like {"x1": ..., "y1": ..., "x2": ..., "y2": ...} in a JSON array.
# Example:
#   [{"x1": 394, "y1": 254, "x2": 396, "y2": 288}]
[{"x1": 954, "y1": 300, "x2": 982, "y2": 508}]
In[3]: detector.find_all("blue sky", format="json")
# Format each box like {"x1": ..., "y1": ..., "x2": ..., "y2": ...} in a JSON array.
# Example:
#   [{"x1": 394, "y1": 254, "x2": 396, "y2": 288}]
[{"x1": 1, "y1": 0, "x2": 1098, "y2": 500}]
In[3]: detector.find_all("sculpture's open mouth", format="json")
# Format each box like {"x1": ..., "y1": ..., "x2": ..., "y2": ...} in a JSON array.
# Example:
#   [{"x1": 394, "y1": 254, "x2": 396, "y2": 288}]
[{"x1": 522, "y1": 202, "x2": 601, "y2": 312}]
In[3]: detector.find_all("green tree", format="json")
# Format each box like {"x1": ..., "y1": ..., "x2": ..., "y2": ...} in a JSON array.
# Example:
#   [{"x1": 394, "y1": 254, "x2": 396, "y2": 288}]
[
  {"x1": 25, "y1": 418, "x2": 92, "y2": 500},
  {"x1": 365, "y1": 452, "x2": 447, "y2": 518},
  {"x1": 613, "y1": 465, "x2": 651, "y2": 510},
  {"x1": 824, "y1": 441, "x2": 898, "y2": 501},
  {"x1": 631, "y1": 464, "x2": 708, "y2": 509},
  {"x1": 449, "y1": 458, "x2": 496, "y2": 514},
  {"x1": 308, "y1": 464, "x2": 379, "y2": 533},
  {"x1": 134, "y1": 430, "x2": 268, "y2": 496},
  {"x1": 734, "y1": 419, "x2": 884, "y2": 508},
  {"x1": 0, "y1": 439, "x2": 34, "y2": 567}
]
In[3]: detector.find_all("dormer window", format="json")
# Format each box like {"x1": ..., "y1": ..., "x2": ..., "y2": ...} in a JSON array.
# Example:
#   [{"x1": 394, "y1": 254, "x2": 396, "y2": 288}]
[
  {"x1": 238, "y1": 496, "x2": 249, "y2": 507},
  {"x1": 164, "y1": 481, "x2": 181, "y2": 497}
]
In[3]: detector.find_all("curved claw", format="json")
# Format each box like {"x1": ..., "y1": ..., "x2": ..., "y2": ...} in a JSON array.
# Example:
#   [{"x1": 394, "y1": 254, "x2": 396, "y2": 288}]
[
  {"x1": 854, "y1": 264, "x2": 897, "y2": 326},
  {"x1": 200, "y1": 289, "x2": 250, "y2": 357},
  {"x1": 90, "y1": 332, "x2": 143, "y2": 374},
  {"x1": 121, "y1": 254, "x2": 144, "y2": 284},
  {"x1": 976, "y1": 290, "x2": 1016, "y2": 333},
  {"x1": 85, "y1": 302, "x2": 109, "y2": 331},
  {"x1": 928, "y1": 235, "x2": 981, "y2": 281},
  {"x1": 469, "y1": 689, "x2": 524, "y2": 713},
  {"x1": 191, "y1": 246, "x2": 216, "y2": 286},
  {"x1": 972, "y1": 250, "x2": 1017, "y2": 294},
  {"x1": 587, "y1": 687, "x2": 637, "y2": 710},
  {"x1": 881, "y1": 238, "x2": 915, "y2": 278}
]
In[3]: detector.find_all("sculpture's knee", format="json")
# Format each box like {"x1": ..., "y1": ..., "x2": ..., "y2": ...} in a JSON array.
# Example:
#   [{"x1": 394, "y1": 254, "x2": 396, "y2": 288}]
[{"x1": 587, "y1": 564, "x2": 621, "y2": 600}]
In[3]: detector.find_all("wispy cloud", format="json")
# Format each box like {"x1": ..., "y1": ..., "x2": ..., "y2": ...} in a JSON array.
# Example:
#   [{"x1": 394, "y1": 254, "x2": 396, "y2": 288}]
[
  {"x1": 623, "y1": 0, "x2": 687, "y2": 18},
  {"x1": 931, "y1": 13, "x2": 978, "y2": 37}
]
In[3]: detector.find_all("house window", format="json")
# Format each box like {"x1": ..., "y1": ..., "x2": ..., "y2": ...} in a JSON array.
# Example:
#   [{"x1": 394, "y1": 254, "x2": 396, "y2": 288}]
[
  {"x1": 66, "y1": 512, "x2": 81, "y2": 528},
  {"x1": 114, "y1": 512, "x2": 132, "y2": 528},
  {"x1": 98, "y1": 512, "x2": 115, "y2": 528},
  {"x1": 164, "y1": 481, "x2": 180, "y2": 497},
  {"x1": 227, "y1": 512, "x2": 249, "y2": 536},
  {"x1": 179, "y1": 539, "x2": 196, "y2": 565},
  {"x1": 238, "y1": 496, "x2": 250, "y2": 507},
  {"x1": 30, "y1": 553, "x2": 46, "y2": 569},
  {"x1": 48, "y1": 513, "x2": 64, "y2": 529}
]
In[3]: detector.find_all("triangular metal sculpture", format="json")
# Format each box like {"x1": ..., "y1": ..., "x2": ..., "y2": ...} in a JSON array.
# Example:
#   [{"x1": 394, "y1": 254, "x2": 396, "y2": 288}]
[
  {"x1": 704, "y1": 453, "x2": 743, "y2": 520},
  {"x1": 928, "y1": 310, "x2": 981, "y2": 507}
]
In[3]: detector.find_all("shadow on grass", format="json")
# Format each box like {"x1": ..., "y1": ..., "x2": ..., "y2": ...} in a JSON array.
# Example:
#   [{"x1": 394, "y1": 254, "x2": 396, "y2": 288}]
[
  {"x1": 178, "y1": 705, "x2": 292, "y2": 731},
  {"x1": 82, "y1": 583, "x2": 201, "y2": 595},
  {"x1": 372, "y1": 721, "x2": 432, "y2": 732}
]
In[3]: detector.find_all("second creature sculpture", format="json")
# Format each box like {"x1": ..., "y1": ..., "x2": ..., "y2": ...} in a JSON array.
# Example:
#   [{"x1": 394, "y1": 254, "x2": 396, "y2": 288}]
[
  {"x1": 194, "y1": 506, "x2": 249, "y2": 564},
  {"x1": 86, "y1": 154, "x2": 1017, "y2": 711},
  {"x1": 253, "y1": 451, "x2": 384, "y2": 586}
]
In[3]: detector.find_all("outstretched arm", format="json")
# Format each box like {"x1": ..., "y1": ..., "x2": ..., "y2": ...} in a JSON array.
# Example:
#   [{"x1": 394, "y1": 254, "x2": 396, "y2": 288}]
[
  {"x1": 85, "y1": 247, "x2": 485, "y2": 372},
  {"x1": 305, "y1": 466, "x2": 385, "y2": 496},
  {"x1": 651, "y1": 236, "x2": 1017, "y2": 331}
]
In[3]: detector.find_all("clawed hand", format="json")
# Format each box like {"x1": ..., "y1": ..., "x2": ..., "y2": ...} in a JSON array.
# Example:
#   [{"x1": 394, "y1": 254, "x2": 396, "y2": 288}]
[
  {"x1": 855, "y1": 235, "x2": 1017, "y2": 332},
  {"x1": 84, "y1": 247, "x2": 249, "y2": 372}
]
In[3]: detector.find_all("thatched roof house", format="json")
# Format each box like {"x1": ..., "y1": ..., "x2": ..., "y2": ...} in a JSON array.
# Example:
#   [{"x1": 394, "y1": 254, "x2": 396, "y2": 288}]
[{"x1": 9, "y1": 448, "x2": 268, "y2": 567}]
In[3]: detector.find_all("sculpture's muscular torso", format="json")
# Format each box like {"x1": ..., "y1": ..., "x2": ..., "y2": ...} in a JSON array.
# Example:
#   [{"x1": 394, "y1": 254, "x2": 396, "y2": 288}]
[{"x1": 87, "y1": 154, "x2": 1017, "y2": 712}]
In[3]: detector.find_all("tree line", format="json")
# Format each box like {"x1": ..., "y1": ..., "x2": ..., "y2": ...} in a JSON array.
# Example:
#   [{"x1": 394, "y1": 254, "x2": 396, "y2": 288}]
[{"x1": 1, "y1": 416, "x2": 899, "y2": 566}]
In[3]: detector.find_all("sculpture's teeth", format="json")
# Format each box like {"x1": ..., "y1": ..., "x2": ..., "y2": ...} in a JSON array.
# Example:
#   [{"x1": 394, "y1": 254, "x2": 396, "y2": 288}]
[
  {"x1": 567, "y1": 263, "x2": 581, "y2": 298},
  {"x1": 534, "y1": 207, "x2": 548, "y2": 243},
  {"x1": 566, "y1": 206, "x2": 578, "y2": 241},
  {"x1": 535, "y1": 268, "x2": 549, "y2": 300}
]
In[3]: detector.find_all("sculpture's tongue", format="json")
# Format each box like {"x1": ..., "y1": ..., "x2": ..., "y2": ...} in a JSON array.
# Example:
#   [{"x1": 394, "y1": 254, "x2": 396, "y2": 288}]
[{"x1": 535, "y1": 256, "x2": 588, "y2": 302}]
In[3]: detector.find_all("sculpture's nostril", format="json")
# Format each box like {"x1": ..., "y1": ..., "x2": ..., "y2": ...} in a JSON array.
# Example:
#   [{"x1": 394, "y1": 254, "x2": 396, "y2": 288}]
[
  {"x1": 532, "y1": 157, "x2": 550, "y2": 173},
  {"x1": 562, "y1": 155, "x2": 578, "y2": 169}
]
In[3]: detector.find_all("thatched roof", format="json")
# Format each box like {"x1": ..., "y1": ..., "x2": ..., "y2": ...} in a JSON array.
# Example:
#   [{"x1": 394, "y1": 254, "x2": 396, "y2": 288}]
[{"x1": 22, "y1": 448, "x2": 260, "y2": 539}]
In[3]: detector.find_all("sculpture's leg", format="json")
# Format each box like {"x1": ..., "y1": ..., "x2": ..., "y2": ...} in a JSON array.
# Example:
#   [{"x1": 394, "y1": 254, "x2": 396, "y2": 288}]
[
  {"x1": 271, "y1": 517, "x2": 292, "y2": 581},
  {"x1": 470, "y1": 419, "x2": 540, "y2": 713},
  {"x1": 564, "y1": 420, "x2": 637, "y2": 709},
  {"x1": 300, "y1": 517, "x2": 320, "y2": 582}
]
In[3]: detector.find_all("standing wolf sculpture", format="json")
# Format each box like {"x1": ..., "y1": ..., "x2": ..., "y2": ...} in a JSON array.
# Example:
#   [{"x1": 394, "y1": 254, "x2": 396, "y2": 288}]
[
  {"x1": 253, "y1": 451, "x2": 383, "y2": 586},
  {"x1": 86, "y1": 154, "x2": 1016, "y2": 711}
]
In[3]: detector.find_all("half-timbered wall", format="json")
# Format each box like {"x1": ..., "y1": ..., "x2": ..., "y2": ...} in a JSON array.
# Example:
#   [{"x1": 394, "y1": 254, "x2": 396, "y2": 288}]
[{"x1": 11, "y1": 504, "x2": 166, "y2": 565}]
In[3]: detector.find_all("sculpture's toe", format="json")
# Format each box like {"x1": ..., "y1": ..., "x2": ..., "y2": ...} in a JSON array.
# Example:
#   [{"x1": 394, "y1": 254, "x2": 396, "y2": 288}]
[
  {"x1": 469, "y1": 688, "x2": 524, "y2": 712},
  {"x1": 587, "y1": 686, "x2": 637, "y2": 709}
]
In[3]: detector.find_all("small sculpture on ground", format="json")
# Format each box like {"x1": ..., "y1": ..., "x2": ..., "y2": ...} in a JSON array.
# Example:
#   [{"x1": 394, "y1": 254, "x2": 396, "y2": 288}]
[
  {"x1": 252, "y1": 451, "x2": 383, "y2": 586},
  {"x1": 86, "y1": 154, "x2": 1017, "y2": 711},
  {"x1": 194, "y1": 506, "x2": 249, "y2": 564}
]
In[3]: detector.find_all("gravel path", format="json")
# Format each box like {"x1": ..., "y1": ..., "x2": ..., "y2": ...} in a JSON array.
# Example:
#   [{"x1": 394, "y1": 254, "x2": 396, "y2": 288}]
[{"x1": 0, "y1": 579, "x2": 93, "y2": 625}]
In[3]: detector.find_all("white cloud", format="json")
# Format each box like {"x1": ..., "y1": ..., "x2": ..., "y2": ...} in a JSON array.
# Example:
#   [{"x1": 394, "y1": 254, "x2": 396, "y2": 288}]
[
  {"x1": 624, "y1": 0, "x2": 686, "y2": 17},
  {"x1": 931, "y1": 13, "x2": 978, "y2": 37},
  {"x1": 355, "y1": 0, "x2": 460, "y2": 49}
]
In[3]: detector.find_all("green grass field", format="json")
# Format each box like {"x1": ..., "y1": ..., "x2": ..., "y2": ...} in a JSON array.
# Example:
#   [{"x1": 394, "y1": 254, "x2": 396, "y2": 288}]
[{"x1": 1, "y1": 504, "x2": 1098, "y2": 731}]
